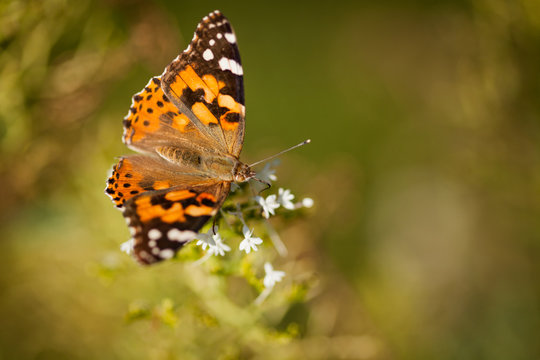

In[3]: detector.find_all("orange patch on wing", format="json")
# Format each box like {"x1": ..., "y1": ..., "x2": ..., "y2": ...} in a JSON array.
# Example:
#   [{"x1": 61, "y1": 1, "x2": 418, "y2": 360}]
[
  {"x1": 169, "y1": 75, "x2": 188, "y2": 98},
  {"x1": 192, "y1": 102, "x2": 218, "y2": 125},
  {"x1": 135, "y1": 196, "x2": 186, "y2": 223},
  {"x1": 184, "y1": 204, "x2": 215, "y2": 217},
  {"x1": 171, "y1": 112, "x2": 190, "y2": 132},
  {"x1": 196, "y1": 193, "x2": 217, "y2": 203},
  {"x1": 180, "y1": 65, "x2": 217, "y2": 103},
  {"x1": 220, "y1": 112, "x2": 240, "y2": 131},
  {"x1": 217, "y1": 94, "x2": 243, "y2": 131},
  {"x1": 165, "y1": 190, "x2": 197, "y2": 202},
  {"x1": 161, "y1": 203, "x2": 185, "y2": 223},
  {"x1": 153, "y1": 180, "x2": 171, "y2": 190},
  {"x1": 202, "y1": 74, "x2": 225, "y2": 98},
  {"x1": 218, "y1": 94, "x2": 243, "y2": 114}
]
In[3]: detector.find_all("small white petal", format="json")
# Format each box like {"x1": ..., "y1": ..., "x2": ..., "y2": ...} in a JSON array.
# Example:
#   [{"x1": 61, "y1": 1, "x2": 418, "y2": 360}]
[
  {"x1": 278, "y1": 188, "x2": 295, "y2": 210},
  {"x1": 242, "y1": 225, "x2": 252, "y2": 239},
  {"x1": 264, "y1": 262, "x2": 273, "y2": 273},
  {"x1": 120, "y1": 239, "x2": 134, "y2": 255},
  {"x1": 239, "y1": 226, "x2": 263, "y2": 254},
  {"x1": 256, "y1": 195, "x2": 276, "y2": 219},
  {"x1": 263, "y1": 262, "x2": 286, "y2": 288},
  {"x1": 302, "y1": 198, "x2": 314, "y2": 208}
]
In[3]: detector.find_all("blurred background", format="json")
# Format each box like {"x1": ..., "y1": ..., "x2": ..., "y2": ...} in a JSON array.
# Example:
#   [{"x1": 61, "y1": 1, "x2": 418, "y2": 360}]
[{"x1": 1, "y1": 0, "x2": 540, "y2": 358}]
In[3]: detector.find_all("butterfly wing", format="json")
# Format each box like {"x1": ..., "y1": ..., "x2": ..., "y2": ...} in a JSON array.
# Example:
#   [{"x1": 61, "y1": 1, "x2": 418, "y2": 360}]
[
  {"x1": 123, "y1": 181, "x2": 230, "y2": 265},
  {"x1": 122, "y1": 76, "x2": 221, "y2": 156},
  {"x1": 161, "y1": 10, "x2": 246, "y2": 157},
  {"x1": 106, "y1": 155, "x2": 214, "y2": 208}
]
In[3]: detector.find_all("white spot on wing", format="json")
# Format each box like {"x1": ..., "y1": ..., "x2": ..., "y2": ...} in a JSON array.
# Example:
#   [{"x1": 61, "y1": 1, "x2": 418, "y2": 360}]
[
  {"x1": 209, "y1": 39, "x2": 215, "y2": 46},
  {"x1": 225, "y1": 33, "x2": 236, "y2": 43},
  {"x1": 148, "y1": 229, "x2": 162, "y2": 240},
  {"x1": 168, "y1": 229, "x2": 196, "y2": 242},
  {"x1": 160, "y1": 249, "x2": 174, "y2": 259},
  {"x1": 218, "y1": 57, "x2": 243, "y2": 75},
  {"x1": 203, "y1": 48, "x2": 214, "y2": 61},
  {"x1": 217, "y1": 33, "x2": 223, "y2": 39},
  {"x1": 218, "y1": 57, "x2": 230, "y2": 71}
]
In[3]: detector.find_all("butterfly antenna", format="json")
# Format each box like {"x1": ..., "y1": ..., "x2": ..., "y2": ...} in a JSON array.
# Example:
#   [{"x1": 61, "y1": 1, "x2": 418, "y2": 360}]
[{"x1": 249, "y1": 139, "x2": 311, "y2": 167}]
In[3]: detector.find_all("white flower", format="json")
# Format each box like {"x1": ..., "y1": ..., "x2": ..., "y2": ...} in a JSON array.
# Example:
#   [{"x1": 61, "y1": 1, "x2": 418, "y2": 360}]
[
  {"x1": 196, "y1": 228, "x2": 217, "y2": 249},
  {"x1": 196, "y1": 233, "x2": 215, "y2": 250},
  {"x1": 263, "y1": 262, "x2": 285, "y2": 288},
  {"x1": 257, "y1": 162, "x2": 278, "y2": 184},
  {"x1": 302, "y1": 197, "x2": 314, "y2": 208},
  {"x1": 207, "y1": 235, "x2": 231, "y2": 256},
  {"x1": 120, "y1": 238, "x2": 134, "y2": 255},
  {"x1": 239, "y1": 225, "x2": 263, "y2": 253},
  {"x1": 277, "y1": 188, "x2": 295, "y2": 210},
  {"x1": 255, "y1": 194, "x2": 280, "y2": 218},
  {"x1": 196, "y1": 228, "x2": 230, "y2": 256}
]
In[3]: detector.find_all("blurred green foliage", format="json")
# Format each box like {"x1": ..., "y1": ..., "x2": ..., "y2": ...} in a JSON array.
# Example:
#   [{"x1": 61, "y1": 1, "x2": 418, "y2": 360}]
[{"x1": 1, "y1": 0, "x2": 540, "y2": 359}]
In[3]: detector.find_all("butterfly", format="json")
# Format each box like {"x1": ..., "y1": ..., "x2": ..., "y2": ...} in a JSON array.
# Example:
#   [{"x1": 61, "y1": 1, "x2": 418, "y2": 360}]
[{"x1": 105, "y1": 10, "x2": 255, "y2": 265}]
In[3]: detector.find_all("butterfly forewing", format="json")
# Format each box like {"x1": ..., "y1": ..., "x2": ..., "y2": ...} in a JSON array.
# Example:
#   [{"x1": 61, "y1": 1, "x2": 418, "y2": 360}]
[
  {"x1": 122, "y1": 76, "x2": 221, "y2": 156},
  {"x1": 161, "y1": 10, "x2": 245, "y2": 157}
]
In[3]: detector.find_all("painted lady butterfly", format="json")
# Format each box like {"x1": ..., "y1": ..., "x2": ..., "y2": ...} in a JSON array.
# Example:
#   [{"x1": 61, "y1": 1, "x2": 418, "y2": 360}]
[{"x1": 106, "y1": 10, "x2": 254, "y2": 265}]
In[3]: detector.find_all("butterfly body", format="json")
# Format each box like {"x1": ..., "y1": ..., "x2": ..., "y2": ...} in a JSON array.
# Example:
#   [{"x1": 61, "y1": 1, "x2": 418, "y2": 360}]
[
  {"x1": 155, "y1": 145, "x2": 252, "y2": 182},
  {"x1": 106, "y1": 10, "x2": 251, "y2": 265}
]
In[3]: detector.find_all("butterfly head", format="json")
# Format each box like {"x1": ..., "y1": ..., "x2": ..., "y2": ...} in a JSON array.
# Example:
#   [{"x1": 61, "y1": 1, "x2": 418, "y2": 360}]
[{"x1": 233, "y1": 161, "x2": 255, "y2": 183}]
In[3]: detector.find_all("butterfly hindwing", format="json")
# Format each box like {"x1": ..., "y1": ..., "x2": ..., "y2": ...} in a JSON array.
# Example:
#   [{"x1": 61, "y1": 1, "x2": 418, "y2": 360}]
[
  {"x1": 124, "y1": 182, "x2": 231, "y2": 265},
  {"x1": 161, "y1": 10, "x2": 245, "y2": 157}
]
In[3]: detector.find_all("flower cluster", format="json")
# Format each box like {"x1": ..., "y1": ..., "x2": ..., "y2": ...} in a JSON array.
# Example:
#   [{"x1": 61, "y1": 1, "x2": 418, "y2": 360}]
[{"x1": 255, "y1": 187, "x2": 313, "y2": 219}]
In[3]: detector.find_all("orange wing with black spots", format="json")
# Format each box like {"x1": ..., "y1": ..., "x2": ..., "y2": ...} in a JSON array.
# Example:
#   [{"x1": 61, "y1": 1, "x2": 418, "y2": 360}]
[
  {"x1": 122, "y1": 76, "x2": 220, "y2": 155},
  {"x1": 161, "y1": 10, "x2": 245, "y2": 157},
  {"x1": 123, "y1": 182, "x2": 230, "y2": 265}
]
